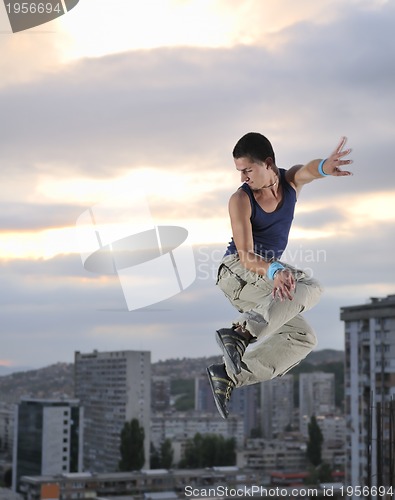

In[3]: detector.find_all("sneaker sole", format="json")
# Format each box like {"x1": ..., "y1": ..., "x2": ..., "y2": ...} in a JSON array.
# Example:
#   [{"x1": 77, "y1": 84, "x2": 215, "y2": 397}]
[{"x1": 215, "y1": 330, "x2": 241, "y2": 376}]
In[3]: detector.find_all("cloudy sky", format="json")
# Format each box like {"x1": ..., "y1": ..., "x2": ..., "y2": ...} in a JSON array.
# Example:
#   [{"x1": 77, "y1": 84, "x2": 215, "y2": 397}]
[{"x1": 1, "y1": 0, "x2": 394, "y2": 371}]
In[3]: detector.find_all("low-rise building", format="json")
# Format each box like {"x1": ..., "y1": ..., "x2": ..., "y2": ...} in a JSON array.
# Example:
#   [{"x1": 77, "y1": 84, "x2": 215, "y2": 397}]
[
  {"x1": 151, "y1": 411, "x2": 244, "y2": 464},
  {"x1": 237, "y1": 437, "x2": 307, "y2": 472},
  {"x1": 20, "y1": 468, "x2": 260, "y2": 500}
]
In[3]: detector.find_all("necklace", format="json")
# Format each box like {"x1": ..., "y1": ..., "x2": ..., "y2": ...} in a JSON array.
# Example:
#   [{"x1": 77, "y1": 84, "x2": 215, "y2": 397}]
[
  {"x1": 261, "y1": 175, "x2": 279, "y2": 189},
  {"x1": 262, "y1": 179, "x2": 278, "y2": 188}
]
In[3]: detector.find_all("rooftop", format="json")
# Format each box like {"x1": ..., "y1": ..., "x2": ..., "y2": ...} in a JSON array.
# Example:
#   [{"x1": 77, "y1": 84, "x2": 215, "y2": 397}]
[
  {"x1": 0, "y1": 487, "x2": 23, "y2": 500},
  {"x1": 340, "y1": 294, "x2": 395, "y2": 320}
]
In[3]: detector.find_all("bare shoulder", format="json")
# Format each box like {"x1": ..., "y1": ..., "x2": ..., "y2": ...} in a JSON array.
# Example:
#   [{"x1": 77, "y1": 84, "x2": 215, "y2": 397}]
[
  {"x1": 229, "y1": 188, "x2": 250, "y2": 208},
  {"x1": 284, "y1": 164, "x2": 303, "y2": 194},
  {"x1": 229, "y1": 188, "x2": 251, "y2": 217},
  {"x1": 229, "y1": 187, "x2": 249, "y2": 202}
]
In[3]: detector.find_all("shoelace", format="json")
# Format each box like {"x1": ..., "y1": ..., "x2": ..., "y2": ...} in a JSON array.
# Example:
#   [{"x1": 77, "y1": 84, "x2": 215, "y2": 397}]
[{"x1": 225, "y1": 384, "x2": 233, "y2": 401}]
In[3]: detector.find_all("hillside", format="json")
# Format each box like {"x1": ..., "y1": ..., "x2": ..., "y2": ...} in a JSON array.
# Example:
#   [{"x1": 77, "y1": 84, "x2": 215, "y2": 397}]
[
  {"x1": 304, "y1": 348, "x2": 344, "y2": 365},
  {"x1": 0, "y1": 349, "x2": 343, "y2": 404},
  {"x1": 0, "y1": 363, "x2": 74, "y2": 404}
]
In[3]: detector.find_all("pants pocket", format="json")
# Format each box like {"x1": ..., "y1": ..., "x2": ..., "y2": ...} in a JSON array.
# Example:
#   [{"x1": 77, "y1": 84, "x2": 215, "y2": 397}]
[{"x1": 216, "y1": 263, "x2": 247, "y2": 302}]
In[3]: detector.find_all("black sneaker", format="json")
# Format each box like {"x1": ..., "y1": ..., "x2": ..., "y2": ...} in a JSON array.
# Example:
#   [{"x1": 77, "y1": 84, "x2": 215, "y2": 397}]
[
  {"x1": 215, "y1": 328, "x2": 249, "y2": 376},
  {"x1": 206, "y1": 363, "x2": 235, "y2": 419}
]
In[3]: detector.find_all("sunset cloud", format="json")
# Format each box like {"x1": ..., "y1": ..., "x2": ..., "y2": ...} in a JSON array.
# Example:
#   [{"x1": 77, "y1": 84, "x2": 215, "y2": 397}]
[{"x1": 1, "y1": 0, "x2": 394, "y2": 368}]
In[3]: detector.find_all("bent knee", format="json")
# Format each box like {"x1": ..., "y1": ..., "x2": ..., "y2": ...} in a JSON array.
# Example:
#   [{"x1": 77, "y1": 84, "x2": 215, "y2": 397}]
[
  {"x1": 303, "y1": 320, "x2": 318, "y2": 347},
  {"x1": 297, "y1": 279, "x2": 323, "y2": 311},
  {"x1": 291, "y1": 325, "x2": 318, "y2": 349}
]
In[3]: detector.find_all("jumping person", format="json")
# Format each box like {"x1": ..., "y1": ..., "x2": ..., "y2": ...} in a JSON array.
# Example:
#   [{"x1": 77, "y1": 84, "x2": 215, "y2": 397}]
[{"x1": 207, "y1": 133, "x2": 353, "y2": 419}]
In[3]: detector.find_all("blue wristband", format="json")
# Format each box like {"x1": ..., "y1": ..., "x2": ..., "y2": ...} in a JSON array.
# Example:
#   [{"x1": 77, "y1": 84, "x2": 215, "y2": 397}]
[
  {"x1": 318, "y1": 159, "x2": 330, "y2": 177},
  {"x1": 267, "y1": 262, "x2": 285, "y2": 280}
]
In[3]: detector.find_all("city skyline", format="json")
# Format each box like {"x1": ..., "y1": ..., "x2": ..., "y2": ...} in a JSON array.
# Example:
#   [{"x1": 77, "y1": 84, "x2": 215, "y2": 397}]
[{"x1": 1, "y1": 0, "x2": 395, "y2": 369}]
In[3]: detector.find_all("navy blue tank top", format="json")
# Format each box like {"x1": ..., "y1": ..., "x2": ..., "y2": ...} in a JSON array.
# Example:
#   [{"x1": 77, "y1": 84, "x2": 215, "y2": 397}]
[{"x1": 225, "y1": 168, "x2": 296, "y2": 260}]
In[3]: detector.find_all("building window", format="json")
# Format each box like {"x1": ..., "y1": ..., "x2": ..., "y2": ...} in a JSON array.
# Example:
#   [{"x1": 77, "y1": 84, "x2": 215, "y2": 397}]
[{"x1": 361, "y1": 319, "x2": 369, "y2": 332}]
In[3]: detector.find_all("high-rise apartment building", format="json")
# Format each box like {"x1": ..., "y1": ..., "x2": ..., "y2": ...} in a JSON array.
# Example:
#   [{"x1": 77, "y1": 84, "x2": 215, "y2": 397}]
[
  {"x1": 151, "y1": 376, "x2": 171, "y2": 412},
  {"x1": 341, "y1": 295, "x2": 395, "y2": 490},
  {"x1": 0, "y1": 403, "x2": 14, "y2": 456},
  {"x1": 74, "y1": 350, "x2": 151, "y2": 472},
  {"x1": 195, "y1": 375, "x2": 217, "y2": 414},
  {"x1": 299, "y1": 372, "x2": 335, "y2": 431},
  {"x1": 261, "y1": 375, "x2": 294, "y2": 439},
  {"x1": 12, "y1": 398, "x2": 83, "y2": 491},
  {"x1": 195, "y1": 375, "x2": 258, "y2": 437},
  {"x1": 231, "y1": 383, "x2": 259, "y2": 438}
]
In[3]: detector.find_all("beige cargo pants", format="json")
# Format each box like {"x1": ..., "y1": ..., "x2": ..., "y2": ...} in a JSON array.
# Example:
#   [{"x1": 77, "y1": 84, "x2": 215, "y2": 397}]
[{"x1": 217, "y1": 253, "x2": 322, "y2": 387}]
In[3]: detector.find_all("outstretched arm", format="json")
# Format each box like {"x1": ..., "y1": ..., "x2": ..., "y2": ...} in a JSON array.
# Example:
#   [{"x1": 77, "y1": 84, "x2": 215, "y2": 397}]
[{"x1": 286, "y1": 136, "x2": 353, "y2": 194}]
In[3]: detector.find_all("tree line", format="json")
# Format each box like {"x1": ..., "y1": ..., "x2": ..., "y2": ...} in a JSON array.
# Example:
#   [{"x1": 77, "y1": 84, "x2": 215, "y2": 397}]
[
  {"x1": 119, "y1": 416, "x2": 335, "y2": 483},
  {"x1": 118, "y1": 418, "x2": 236, "y2": 471}
]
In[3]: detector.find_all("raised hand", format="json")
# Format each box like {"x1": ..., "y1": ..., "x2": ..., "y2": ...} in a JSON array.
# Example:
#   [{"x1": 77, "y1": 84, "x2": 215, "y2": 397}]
[{"x1": 322, "y1": 136, "x2": 353, "y2": 176}]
